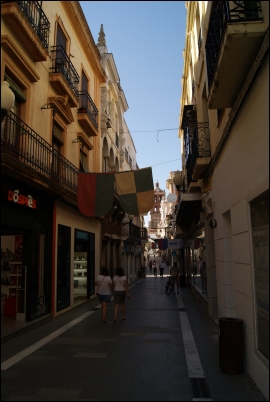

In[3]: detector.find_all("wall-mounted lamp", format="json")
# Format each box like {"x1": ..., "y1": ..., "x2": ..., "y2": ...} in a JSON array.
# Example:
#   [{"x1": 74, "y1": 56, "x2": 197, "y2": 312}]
[
  {"x1": 41, "y1": 102, "x2": 56, "y2": 116},
  {"x1": 1, "y1": 81, "x2": 15, "y2": 123},
  {"x1": 173, "y1": 172, "x2": 183, "y2": 192},
  {"x1": 121, "y1": 214, "x2": 134, "y2": 226}
]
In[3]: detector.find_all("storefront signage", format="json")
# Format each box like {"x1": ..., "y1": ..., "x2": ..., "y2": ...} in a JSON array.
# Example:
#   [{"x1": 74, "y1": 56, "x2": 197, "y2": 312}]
[
  {"x1": 168, "y1": 239, "x2": 183, "y2": 249},
  {"x1": 76, "y1": 230, "x2": 89, "y2": 240},
  {"x1": 7, "y1": 189, "x2": 37, "y2": 209}
]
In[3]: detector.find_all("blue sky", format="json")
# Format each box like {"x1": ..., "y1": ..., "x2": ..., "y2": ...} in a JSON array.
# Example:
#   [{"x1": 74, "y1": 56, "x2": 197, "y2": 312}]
[{"x1": 80, "y1": 1, "x2": 187, "y2": 224}]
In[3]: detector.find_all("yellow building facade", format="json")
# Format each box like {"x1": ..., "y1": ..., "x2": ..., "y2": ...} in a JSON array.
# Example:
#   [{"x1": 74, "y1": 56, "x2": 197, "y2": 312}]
[{"x1": 1, "y1": 1, "x2": 107, "y2": 320}]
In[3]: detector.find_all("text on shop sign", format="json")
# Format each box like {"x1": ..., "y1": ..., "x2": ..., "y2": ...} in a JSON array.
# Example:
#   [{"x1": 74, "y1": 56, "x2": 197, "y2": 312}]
[{"x1": 8, "y1": 189, "x2": 37, "y2": 209}]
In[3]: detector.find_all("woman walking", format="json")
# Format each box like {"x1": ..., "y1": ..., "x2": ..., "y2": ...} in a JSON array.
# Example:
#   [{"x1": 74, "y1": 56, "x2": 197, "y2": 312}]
[
  {"x1": 153, "y1": 260, "x2": 157, "y2": 277},
  {"x1": 113, "y1": 267, "x2": 131, "y2": 322},
  {"x1": 95, "y1": 267, "x2": 112, "y2": 323}
]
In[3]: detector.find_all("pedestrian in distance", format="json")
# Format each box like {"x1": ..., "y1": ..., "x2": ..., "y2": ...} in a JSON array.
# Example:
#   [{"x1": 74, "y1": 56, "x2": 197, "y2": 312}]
[
  {"x1": 141, "y1": 261, "x2": 146, "y2": 277},
  {"x1": 170, "y1": 262, "x2": 180, "y2": 294},
  {"x1": 193, "y1": 258, "x2": 197, "y2": 284},
  {"x1": 159, "y1": 260, "x2": 165, "y2": 277},
  {"x1": 153, "y1": 260, "x2": 157, "y2": 277},
  {"x1": 149, "y1": 260, "x2": 153, "y2": 272},
  {"x1": 113, "y1": 267, "x2": 131, "y2": 322},
  {"x1": 95, "y1": 267, "x2": 112, "y2": 323}
]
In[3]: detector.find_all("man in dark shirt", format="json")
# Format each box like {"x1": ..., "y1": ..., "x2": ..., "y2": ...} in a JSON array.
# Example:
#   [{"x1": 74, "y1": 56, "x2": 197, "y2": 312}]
[{"x1": 170, "y1": 262, "x2": 180, "y2": 294}]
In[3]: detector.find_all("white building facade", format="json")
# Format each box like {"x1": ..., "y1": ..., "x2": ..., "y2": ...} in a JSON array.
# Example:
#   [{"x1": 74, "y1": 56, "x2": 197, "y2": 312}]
[{"x1": 177, "y1": 2, "x2": 269, "y2": 398}]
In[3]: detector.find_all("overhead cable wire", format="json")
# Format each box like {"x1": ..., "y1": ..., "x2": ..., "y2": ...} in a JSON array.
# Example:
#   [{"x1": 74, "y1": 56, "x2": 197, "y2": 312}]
[{"x1": 151, "y1": 158, "x2": 181, "y2": 167}]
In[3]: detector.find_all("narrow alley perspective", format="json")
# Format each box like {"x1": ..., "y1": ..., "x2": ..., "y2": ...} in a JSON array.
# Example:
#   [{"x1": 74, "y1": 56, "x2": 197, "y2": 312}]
[
  {"x1": 1, "y1": 264, "x2": 266, "y2": 401},
  {"x1": 1, "y1": 1, "x2": 269, "y2": 401}
]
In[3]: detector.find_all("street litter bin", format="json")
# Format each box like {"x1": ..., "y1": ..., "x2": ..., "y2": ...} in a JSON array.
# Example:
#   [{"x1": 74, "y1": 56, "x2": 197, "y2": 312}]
[
  {"x1": 219, "y1": 317, "x2": 244, "y2": 374},
  {"x1": 180, "y1": 274, "x2": 185, "y2": 287}
]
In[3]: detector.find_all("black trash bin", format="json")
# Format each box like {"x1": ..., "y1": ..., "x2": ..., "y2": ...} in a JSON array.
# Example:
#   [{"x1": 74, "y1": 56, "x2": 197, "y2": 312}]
[
  {"x1": 219, "y1": 317, "x2": 244, "y2": 374},
  {"x1": 180, "y1": 274, "x2": 185, "y2": 287}
]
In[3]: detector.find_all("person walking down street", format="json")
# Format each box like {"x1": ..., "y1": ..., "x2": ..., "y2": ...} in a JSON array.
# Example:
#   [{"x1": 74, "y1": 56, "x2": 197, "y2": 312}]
[
  {"x1": 113, "y1": 267, "x2": 131, "y2": 322},
  {"x1": 149, "y1": 260, "x2": 153, "y2": 272},
  {"x1": 201, "y1": 262, "x2": 207, "y2": 295},
  {"x1": 153, "y1": 260, "x2": 157, "y2": 277},
  {"x1": 141, "y1": 262, "x2": 146, "y2": 277},
  {"x1": 198, "y1": 256, "x2": 202, "y2": 275},
  {"x1": 170, "y1": 262, "x2": 180, "y2": 294},
  {"x1": 95, "y1": 267, "x2": 112, "y2": 323},
  {"x1": 159, "y1": 260, "x2": 165, "y2": 277},
  {"x1": 193, "y1": 258, "x2": 197, "y2": 284}
]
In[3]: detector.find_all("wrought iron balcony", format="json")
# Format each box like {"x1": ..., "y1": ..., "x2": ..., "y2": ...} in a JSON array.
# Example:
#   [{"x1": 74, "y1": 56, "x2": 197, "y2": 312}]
[
  {"x1": 184, "y1": 122, "x2": 211, "y2": 185},
  {"x1": 50, "y1": 45, "x2": 80, "y2": 106},
  {"x1": 205, "y1": 1, "x2": 264, "y2": 108},
  {"x1": 1, "y1": 1, "x2": 50, "y2": 61},
  {"x1": 140, "y1": 227, "x2": 148, "y2": 242},
  {"x1": 18, "y1": 1, "x2": 50, "y2": 49},
  {"x1": 122, "y1": 222, "x2": 141, "y2": 239},
  {"x1": 102, "y1": 221, "x2": 122, "y2": 239},
  {"x1": 77, "y1": 90, "x2": 98, "y2": 134},
  {"x1": 1, "y1": 111, "x2": 79, "y2": 195}
]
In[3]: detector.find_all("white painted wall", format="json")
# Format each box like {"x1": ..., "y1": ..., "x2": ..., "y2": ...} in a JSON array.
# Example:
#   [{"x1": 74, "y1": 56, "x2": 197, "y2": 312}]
[{"x1": 212, "y1": 58, "x2": 269, "y2": 397}]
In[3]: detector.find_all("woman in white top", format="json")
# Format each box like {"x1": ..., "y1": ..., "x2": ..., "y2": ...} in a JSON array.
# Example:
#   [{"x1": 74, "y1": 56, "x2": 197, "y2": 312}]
[
  {"x1": 95, "y1": 267, "x2": 112, "y2": 323},
  {"x1": 113, "y1": 267, "x2": 131, "y2": 322}
]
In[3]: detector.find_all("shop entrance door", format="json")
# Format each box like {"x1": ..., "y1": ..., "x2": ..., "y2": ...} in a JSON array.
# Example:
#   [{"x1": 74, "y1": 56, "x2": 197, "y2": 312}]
[
  {"x1": 1, "y1": 234, "x2": 24, "y2": 319},
  {"x1": 74, "y1": 229, "x2": 95, "y2": 302}
]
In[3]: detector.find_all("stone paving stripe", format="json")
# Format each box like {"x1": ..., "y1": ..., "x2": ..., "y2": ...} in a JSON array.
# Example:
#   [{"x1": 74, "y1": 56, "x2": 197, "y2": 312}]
[
  {"x1": 1, "y1": 311, "x2": 93, "y2": 371},
  {"x1": 176, "y1": 292, "x2": 213, "y2": 401},
  {"x1": 75, "y1": 352, "x2": 107, "y2": 358}
]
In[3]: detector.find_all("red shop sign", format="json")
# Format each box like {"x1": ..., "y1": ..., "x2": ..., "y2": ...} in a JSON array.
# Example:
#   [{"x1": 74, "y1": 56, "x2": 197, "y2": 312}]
[{"x1": 7, "y1": 189, "x2": 37, "y2": 209}]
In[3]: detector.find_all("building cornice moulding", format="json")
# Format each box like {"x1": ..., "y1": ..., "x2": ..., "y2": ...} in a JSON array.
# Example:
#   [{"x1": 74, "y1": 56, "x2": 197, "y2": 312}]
[{"x1": 62, "y1": 1, "x2": 107, "y2": 82}]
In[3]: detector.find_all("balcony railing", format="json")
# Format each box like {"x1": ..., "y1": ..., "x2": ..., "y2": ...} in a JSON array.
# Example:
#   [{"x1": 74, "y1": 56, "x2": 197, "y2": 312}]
[
  {"x1": 16, "y1": 1, "x2": 50, "y2": 50},
  {"x1": 205, "y1": 1, "x2": 263, "y2": 91},
  {"x1": 122, "y1": 222, "x2": 142, "y2": 239},
  {"x1": 102, "y1": 221, "x2": 122, "y2": 238},
  {"x1": 1, "y1": 111, "x2": 79, "y2": 194},
  {"x1": 50, "y1": 45, "x2": 80, "y2": 98},
  {"x1": 140, "y1": 227, "x2": 148, "y2": 242},
  {"x1": 184, "y1": 122, "x2": 210, "y2": 186},
  {"x1": 78, "y1": 90, "x2": 98, "y2": 130}
]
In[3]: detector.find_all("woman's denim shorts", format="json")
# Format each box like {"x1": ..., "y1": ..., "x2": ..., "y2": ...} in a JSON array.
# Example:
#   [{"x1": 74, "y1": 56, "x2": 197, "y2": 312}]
[
  {"x1": 97, "y1": 294, "x2": 111, "y2": 303},
  {"x1": 113, "y1": 291, "x2": 126, "y2": 304}
]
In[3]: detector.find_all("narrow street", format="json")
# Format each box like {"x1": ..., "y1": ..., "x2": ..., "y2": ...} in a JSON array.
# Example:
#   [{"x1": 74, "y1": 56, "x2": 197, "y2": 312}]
[{"x1": 1, "y1": 267, "x2": 266, "y2": 401}]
